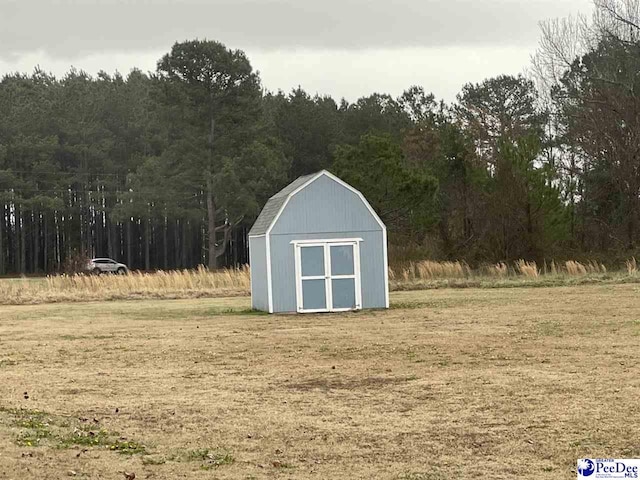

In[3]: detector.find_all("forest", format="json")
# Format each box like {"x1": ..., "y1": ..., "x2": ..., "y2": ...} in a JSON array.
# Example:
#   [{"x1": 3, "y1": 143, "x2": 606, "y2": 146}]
[{"x1": 1, "y1": 0, "x2": 639, "y2": 274}]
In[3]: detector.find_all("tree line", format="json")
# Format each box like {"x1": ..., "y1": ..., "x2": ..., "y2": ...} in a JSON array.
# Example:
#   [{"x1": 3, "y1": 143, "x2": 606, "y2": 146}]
[{"x1": 1, "y1": 0, "x2": 639, "y2": 274}]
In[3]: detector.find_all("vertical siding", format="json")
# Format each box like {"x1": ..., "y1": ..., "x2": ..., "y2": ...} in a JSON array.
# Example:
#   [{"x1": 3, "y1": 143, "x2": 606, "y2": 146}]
[
  {"x1": 270, "y1": 175, "x2": 382, "y2": 235},
  {"x1": 270, "y1": 231, "x2": 386, "y2": 313},
  {"x1": 248, "y1": 236, "x2": 269, "y2": 312},
  {"x1": 360, "y1": 231, "x2": 387, "y2": 309}
]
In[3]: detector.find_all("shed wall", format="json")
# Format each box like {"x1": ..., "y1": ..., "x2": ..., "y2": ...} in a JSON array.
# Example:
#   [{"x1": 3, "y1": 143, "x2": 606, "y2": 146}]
[
  {"x1": 270, "y1": 231, "x2": 386, "y2": 313},
  {"x1": 248, "y1": 235, "x2": 269, "y2": 311}
]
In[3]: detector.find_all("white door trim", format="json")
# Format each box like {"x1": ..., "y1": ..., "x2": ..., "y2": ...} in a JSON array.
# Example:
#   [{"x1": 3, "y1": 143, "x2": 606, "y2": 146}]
[
  {"x1": 290, "y1": 238, "x2": 363, "y2": 245},
  {"x1": 294, "y1": 239, "x2": 362, "y2": 314}
]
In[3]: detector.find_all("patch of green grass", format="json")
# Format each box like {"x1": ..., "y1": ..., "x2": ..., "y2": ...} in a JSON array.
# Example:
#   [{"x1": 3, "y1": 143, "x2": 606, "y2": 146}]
[
  {"x1": 116, "y1": 306, "x2": 265, "y2": 322},
  {"x1": 57, "y1": 429, "x2": 147, "y2": 455},
  {"x1": 109, "y1": 439, "x2": 147, "y2": 455},
  {"x1": 16, "y1": 417, "x2": 48, "y2": 430},
  {"x1": 68, "y1": 336, "x2": 113, "y2": 344},
  {"x1": 535, "y1": 320, "x2": 564, "y2": 337},
  {"x1": 272, "y1": 461, "x2": 295, "y2": 469},
  {"x1": 391, "y1": 298, "x2": 482, "y2": 310},
  {"x1": 185, "y1": 448, "x2": 235, "y2": 470},
  {"x1": 0, "y1": 406, "x2": 44, "y2": 417},
  {"x1": 59, "y1": 335, "x2": 87, "y2": 341},
  {"x1": 391, "y1": 301, "x2": 444, "y2": 310},
  {"x1": 391, "y1": 272, "x2": 640, "y2": 292},
  {"x1": 3, "y1": 408, "x2": 52, "y2": 447},
  {"x1": 206, "y1": 307, "x2": 268, "y2": 316},
  {"x1": 399, "y1": 473, "x2": 446, "y2": 480},
  {"x1": 58, "y1": 428, "x2": 111, "y2": 448},
  {"x1": 15, "y1": 428, "x2": 52, "y2": 447},
  {"x1": 142, "y1": 455, "x2": 167, "y2": 465},
  {"x1": 0, "y1": 405, "x2": 146, "y2": 455}
]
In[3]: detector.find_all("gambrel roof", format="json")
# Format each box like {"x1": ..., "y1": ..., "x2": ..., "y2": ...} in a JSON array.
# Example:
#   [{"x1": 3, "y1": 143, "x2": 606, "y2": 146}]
[{"x1": 248, "y1": 170, "x2": 384, "y2": 237}]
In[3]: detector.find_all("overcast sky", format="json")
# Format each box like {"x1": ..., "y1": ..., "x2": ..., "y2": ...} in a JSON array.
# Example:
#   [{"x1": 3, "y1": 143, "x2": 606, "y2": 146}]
[{"x1": 0, "y1": 0, "x2": 592, "y2": 102}]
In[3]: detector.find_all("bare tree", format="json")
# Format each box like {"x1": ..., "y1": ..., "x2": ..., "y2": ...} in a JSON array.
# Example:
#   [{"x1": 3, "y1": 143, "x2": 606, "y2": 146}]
[{"x1": 531, "y1": 0, "x2": 640, "y2": 249}]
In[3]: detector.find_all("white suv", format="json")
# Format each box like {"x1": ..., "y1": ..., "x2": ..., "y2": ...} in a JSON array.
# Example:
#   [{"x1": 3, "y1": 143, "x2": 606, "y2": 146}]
[{"x1": 86, "y1": 258, "x2": 129, "y2": 275}]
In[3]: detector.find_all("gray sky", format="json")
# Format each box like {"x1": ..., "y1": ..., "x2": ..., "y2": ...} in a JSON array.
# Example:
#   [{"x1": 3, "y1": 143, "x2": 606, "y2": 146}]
[{"x1": 0, "y1": 0, "x2": 592, "y2": 101}]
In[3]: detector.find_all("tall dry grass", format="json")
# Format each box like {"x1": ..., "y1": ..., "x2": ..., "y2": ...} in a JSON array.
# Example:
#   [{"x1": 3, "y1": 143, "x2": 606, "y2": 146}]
[
  {"x1": 0, "y1": 266, "x2": 250, "y2": 305},
  {"x1": 485, "y1": 262, "x2": 509, "y2": 277},
  {"x1": 627, "y1": 257, "x2": 637, "y2": 275},
  {"x1": 390, "y1": 258, "x2": 636, "y2": 285},
  {"x1": 398, "y1": 260, "x2": 471, "y2": 282},
  {"x1": 565, "y1": 260, "x2": 606, "y2": 275},
  {"x1": 514, "y1": 260, "x2": 539, "y2": 277},
  {"x1": 2, "y1": 258, "x2": 639, "y2": 306},
  {"x1": 46, "y1": 265, "x2": 250, "y2": 292}
]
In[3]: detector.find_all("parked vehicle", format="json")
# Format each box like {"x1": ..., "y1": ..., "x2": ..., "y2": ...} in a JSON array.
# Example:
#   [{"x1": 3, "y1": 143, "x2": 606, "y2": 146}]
[{"x1": 86, "y1": 258, "x2": 129, "y2": 275}]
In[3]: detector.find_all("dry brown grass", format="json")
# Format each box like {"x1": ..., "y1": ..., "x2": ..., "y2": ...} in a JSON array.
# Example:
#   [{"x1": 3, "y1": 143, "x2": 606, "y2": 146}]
[
  {"x1": 565, "y1": 260, "x2": 586, "y2": 276},
  {"x1": 514, "y1": 259, "x2": 539, "y2": 277},
  {"x1": 627, "y1": 257, "x2": 638, "y2": 275},
  {"x1": 393, "y1": 259, "x2": 628, "y2": 286},
  {"x1": 0, "y1": 259, "x2": 637, "y2": 307},
  {"x1": 1, "y1": 286, "x2": 640, "y2": 478},
  {"x1": 47, "y1": 265, "x2": 251, "y2": 292},
  {"x1": 484, "y1": 262, "x2": 508, "y2": 277},
  {"x1": 397, "y1": 260, "x2": 471, "y2": 281},
  {"x1": 0, "y1": 266, "x2": 250, "y2": 305},
  {"x1": 565, "y1": 260, "x2": 607, "y2": 275}
]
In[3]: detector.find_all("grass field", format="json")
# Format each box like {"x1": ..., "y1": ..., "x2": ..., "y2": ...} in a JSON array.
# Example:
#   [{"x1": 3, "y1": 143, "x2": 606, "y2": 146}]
[{"x1": 1, "y1": 285, "x2": 639, "y2": 479}]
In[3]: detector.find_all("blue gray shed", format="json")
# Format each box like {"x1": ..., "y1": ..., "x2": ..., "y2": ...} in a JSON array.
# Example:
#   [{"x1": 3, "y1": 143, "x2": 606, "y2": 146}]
[{"x1": 249, "y1": 170, "x2": 388, "y2": 313}]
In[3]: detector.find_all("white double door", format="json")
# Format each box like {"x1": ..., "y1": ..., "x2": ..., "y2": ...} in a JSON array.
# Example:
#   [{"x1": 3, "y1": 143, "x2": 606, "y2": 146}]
[{"x1": 294, "y1": 240, "x2": 362, "y2": 313}]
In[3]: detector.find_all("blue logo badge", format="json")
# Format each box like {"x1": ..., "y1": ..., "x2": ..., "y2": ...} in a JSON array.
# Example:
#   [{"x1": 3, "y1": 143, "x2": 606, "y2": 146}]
[{"x1": 578, "y1": 459, "x2": 595, "y2": 477}]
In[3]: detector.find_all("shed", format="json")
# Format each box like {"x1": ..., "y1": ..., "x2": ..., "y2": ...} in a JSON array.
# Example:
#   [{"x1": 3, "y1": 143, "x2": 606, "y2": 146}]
[{"x1": 249, "y1": 170, "x2": 388, "y2": 313}]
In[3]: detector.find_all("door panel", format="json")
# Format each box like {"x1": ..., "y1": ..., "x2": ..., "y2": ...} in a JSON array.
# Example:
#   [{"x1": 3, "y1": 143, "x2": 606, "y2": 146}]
[
  {"x1": 330, "y1": 245, "x2": 354, "y2": 276},
  {"x1": 302, "y1": 279, "x2": 327, "y2": 310},
  {"x1": 301, "y1": 246, "x2": 325, "y2": 277},
  {"x1": 331, "y1": 278, "x2": 356, "y2": 309},
  {"x1": 299, "y1": 245, "x2": 328, "y2": 311}
]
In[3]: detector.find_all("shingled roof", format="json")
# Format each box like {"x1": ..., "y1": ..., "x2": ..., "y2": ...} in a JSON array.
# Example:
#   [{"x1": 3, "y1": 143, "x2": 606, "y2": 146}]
[{"x1": 248, "y1": 172, "x2": 321, "y2": 236}]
